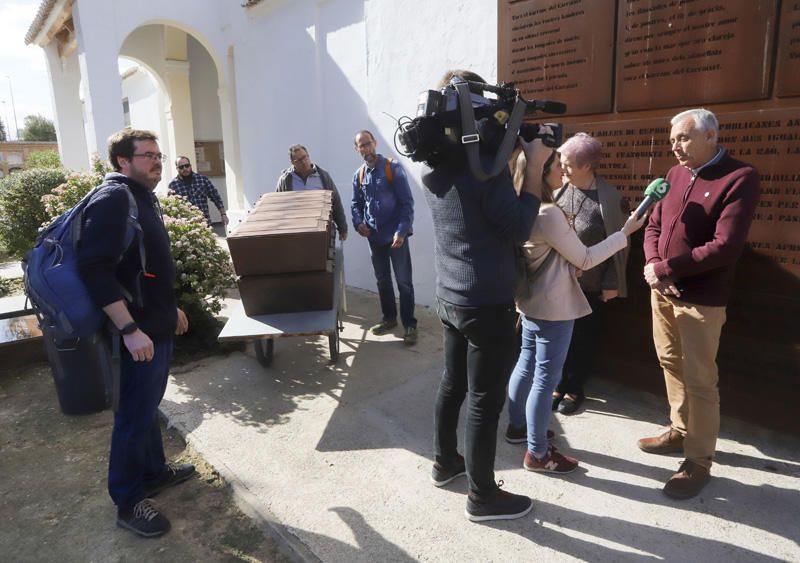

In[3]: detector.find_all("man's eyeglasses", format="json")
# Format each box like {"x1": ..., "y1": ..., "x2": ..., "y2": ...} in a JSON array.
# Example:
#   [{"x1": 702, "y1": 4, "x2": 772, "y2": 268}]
[
  {"x1": 177, "y1": 163, "x2": 191, "y2": 170},
  {"x1": 132, "y1": 152, "x2": 167, "y2": 162},
  {"x1": 292, "y1": 154, "x2": 309, "y2": 164}
]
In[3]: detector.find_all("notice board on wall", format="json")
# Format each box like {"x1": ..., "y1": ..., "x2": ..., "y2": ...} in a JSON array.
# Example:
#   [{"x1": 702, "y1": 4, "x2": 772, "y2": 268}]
[{"x1": 194, "y1": 141, "x2": 225, "y2": 177}]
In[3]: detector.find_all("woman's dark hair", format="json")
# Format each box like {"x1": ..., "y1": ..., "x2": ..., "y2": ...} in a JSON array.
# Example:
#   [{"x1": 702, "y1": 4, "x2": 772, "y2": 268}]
[{"x1": 538, "y1": 150, "x2": 557, "y2": 203}]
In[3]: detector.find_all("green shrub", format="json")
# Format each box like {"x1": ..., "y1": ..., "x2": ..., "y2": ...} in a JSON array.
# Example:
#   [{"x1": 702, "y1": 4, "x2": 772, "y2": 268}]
[
  {"x1": 24, "y1": 150, "x2": 61, "y2": 170},
  {"x1": 0, "y1": 168, "x2": 67, "y2": 258}
]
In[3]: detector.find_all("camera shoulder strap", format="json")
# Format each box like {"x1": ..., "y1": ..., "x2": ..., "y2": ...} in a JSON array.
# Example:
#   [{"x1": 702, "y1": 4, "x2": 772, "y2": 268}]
[{"x1": 455, "y1": 81, "x2": 527, "y2": 181}]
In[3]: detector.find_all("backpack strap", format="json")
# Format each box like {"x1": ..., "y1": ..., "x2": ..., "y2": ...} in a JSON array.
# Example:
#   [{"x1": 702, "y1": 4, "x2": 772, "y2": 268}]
[
  {"x1": 359, "y1": 160, "x2": 394, "y2": 186},
  {"x1": 385, "y1": 158, "x2": 394, "y2": 185},
  {"x1": 122, "y1": 188, "x2": 146, "y2": 308},
  {"x1": 75, "y1": 182, "x2": 147, "y2": 307}
]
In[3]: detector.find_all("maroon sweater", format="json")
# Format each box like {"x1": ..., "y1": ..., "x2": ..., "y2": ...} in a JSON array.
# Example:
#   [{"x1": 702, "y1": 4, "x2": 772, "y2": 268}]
[{"x1": 644, "y1": 152, "x2": 759, "y2": 306}]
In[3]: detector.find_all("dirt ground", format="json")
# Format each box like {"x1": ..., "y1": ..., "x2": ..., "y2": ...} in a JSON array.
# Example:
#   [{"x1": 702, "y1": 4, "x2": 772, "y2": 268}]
[{"x1": 0, "y1": 361, "x2": 291, "y2": 563}]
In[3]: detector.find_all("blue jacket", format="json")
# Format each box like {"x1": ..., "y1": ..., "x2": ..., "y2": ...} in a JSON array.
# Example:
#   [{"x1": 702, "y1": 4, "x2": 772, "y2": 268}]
[{"x1": 351, "y1": 155, "x2": 414, "y2": 246}]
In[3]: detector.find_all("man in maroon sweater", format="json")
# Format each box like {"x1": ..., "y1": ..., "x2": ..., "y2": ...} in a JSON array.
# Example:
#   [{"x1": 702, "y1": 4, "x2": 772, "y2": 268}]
[{"x1": 638, "y1": 108, "x2": 759, "y2": 499}]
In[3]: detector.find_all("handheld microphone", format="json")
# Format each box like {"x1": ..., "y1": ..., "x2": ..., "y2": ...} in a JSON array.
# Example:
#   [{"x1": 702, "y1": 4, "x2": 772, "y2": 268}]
[{"x1": 635, "y1": 178, "x2": 670, "y2": 219}]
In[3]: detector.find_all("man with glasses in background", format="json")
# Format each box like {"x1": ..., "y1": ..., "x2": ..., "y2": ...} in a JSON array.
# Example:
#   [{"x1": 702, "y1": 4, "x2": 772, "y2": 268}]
[
  {"x1": 275, "y1": 144, "x2": 349, "y2": 240},
  {"x1": 169, "y1": 155, "x2": 228, "y2": 226}
]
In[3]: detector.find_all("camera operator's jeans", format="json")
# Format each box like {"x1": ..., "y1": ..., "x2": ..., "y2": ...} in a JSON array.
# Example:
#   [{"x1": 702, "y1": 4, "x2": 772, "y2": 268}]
[
  {"x1": 508, "y1": 316, "x2": 574, "y2": 458},
  {"x1": 368, "y1": 237, "x2": 417, "y2": 329},
  {"x1": 434, "y1": 299, "x2": 518, "y2": 497}
]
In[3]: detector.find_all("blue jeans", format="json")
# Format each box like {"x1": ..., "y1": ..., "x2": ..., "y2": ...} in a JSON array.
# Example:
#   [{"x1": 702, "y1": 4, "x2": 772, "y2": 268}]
[
  {"x1": 368, "y1": 237, "x2": 417, "y2": 328},
  {"x1": 507, "y1": 316, "x2": 574, "y2": 458},
  {"x1": 434, "y1": 299, "x2": 518, "y2": 496},
  {"x1": 108, "y1": 340, "x2": 173, "y2": 509}
]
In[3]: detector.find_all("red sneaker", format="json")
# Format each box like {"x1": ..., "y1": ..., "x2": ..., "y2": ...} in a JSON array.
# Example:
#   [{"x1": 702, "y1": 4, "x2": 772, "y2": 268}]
[{"x1": 523, "y1": 446, "x2": 578, "y2": 474}]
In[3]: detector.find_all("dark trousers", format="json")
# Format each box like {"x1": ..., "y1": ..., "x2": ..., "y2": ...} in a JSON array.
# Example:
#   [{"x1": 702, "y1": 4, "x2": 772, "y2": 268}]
[
  {"x1": 433, "y1": 299, "x2": 518, "y2": 496},
  {"x1": 368, "y1": 237, "x2": 417, "y2": 328},
  {"x1": 558, "y1": 291, "x2": 605, "y2": 397},
  {"x1": 108, "y1": 340, "x2": 173, "y2": 510}
]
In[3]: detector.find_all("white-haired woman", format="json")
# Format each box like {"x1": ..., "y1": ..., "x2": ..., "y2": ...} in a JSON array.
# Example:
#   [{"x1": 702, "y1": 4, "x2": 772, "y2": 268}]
[{"x1": 551, "y1": 132, "x2": 630, "y2": 415}]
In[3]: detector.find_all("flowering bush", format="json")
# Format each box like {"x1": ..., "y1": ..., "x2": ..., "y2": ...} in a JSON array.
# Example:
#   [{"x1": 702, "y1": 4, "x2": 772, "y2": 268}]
[
  {"x1": 41, "y1": 156, "x2": 107, "y2": 223},
  {"x1": 41, "y1": 170, "x2": 103, "y2": 220},
  {"x1": 160, "y1": 194, "x2": 236, "y2": 316}
]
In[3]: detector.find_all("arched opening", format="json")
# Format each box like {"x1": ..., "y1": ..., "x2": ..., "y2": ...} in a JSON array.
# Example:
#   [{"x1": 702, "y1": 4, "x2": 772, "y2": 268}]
[{"x1": 118, "y1": 23, "x2": 235, "y2": 220}]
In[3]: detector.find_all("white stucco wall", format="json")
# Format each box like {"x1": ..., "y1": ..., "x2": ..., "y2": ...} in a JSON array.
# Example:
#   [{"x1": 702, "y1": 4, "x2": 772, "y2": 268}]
[
  {"x1": 121, "y1": 67, "x2": 170, "y2": 194},
  {"x1": 46, "y1": 0, "x2": 499, "y2": 307},
  {"x1": 187, "y1": 35, "x2": 227, "y2": 222},
  {"x1": 232, "y1": 0, "x2": 498, "y2": 306}
]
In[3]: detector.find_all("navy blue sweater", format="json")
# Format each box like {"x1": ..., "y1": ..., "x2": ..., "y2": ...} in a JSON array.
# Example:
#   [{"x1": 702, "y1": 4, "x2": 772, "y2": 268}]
[
  {"x1": 422, "y1": 157, "x2": 540, "y2": 307},
  {"x1": 77, "y1": 173, "x2": 177, "y2": 341}
]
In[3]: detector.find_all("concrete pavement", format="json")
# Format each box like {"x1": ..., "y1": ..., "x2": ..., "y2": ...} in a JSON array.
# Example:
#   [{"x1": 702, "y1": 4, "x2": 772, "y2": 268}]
[{"x1": 161, "y1": 287, "x2": 800, "y2": 562}]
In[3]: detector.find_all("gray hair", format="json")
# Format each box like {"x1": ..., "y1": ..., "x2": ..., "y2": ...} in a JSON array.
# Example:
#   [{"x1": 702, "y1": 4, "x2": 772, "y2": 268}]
[
  {"x1": 288, "y1": 144, "x2": 308, "y2": 161},
  {"x1": 670, "y1": 108, "x2": 719, "y2": 134},
  {"x1": 558, "y1": 132, "x2": 603, "y2": 170}
]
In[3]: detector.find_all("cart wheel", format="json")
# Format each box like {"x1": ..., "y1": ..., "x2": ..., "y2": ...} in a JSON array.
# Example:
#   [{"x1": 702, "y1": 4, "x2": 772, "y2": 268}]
[
  {"x1": 255, "y1": 339, "x2": 274, "y2": 367},
  {"x1": 328, "y1": 324, "x2": 340, "y2": 364}
]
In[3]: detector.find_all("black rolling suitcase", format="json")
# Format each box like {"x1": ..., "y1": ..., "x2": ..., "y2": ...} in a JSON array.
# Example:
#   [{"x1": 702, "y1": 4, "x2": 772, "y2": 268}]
[{"x1": 41, "y1": 326, "x2": 118, "y2": 416}]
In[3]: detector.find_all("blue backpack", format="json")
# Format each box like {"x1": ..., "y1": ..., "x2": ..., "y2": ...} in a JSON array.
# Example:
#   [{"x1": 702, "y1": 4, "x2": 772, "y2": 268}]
[{"x1": 23, "y1": 175, "x2": 145, "y2": 347}]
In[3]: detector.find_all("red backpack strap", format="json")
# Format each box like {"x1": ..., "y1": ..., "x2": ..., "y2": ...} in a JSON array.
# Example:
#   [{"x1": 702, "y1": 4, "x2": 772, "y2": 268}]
[{"x1": 359, "y1": 160, "x2": 393, "y2": 186}]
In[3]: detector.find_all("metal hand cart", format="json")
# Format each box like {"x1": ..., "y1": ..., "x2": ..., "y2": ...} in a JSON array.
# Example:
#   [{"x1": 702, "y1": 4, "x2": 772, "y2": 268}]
[{"x1": 218, "y1": 246, "x2": 345, "y2": 366}]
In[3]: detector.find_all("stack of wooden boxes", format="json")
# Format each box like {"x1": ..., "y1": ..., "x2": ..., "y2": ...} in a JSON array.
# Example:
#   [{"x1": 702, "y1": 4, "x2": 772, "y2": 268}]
[{"x1": 227, "y1": 191, "x2": 336, "y2": 315}]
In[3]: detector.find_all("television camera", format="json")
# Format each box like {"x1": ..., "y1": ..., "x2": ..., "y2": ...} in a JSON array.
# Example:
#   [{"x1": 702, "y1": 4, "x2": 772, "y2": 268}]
[{"x1": 396, "y1": 77, "x2": 567, "y2": 180}]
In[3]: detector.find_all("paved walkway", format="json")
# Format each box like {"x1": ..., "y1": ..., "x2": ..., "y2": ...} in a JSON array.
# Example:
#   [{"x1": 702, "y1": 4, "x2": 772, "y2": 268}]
[
  {"x1": 161, "y1": 288, "x2": 800, "y2": 562},
  {"x1": 0, "y1": 261, "x2": 22, "y2": 279}
]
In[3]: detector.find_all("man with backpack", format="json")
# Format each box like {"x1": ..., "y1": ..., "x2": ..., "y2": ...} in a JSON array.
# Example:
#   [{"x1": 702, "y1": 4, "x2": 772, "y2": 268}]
[
  {"x1": 351, "y1": 129, "x2": 418, "y2": 345},
  {"x1": 77, "y1": 128, "x2": 193, "y2": 537}
]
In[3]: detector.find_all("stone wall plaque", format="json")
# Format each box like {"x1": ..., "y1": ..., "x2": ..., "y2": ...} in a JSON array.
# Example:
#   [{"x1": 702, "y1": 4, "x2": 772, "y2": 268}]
[
  {"x1": 616, "y1": 0, "x2": 777, "y2": 111},
  {"x1": 776, "y1": 0, "x2": 800, "y2": 97},
  {"x1": 498, "y1": 0, "x2": 615, "y2": 115},
  {"x1": 497, "y1": 1, "x2": 799, "y2": 434}
]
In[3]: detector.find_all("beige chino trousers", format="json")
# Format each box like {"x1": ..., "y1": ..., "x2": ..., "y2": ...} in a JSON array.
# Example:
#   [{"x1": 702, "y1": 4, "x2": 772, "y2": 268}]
[{"x1": 651, "y1": 291, "x2": 727, "y2": 469}]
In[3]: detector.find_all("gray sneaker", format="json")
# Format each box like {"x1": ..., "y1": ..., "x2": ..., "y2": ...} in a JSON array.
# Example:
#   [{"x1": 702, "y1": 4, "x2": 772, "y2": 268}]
[
  {"x1": 403, "y1": 326, "x2": 418, "y2": 346},
  {"x1": 370, "y1": 319, "x2": 398, "y2": 335}
]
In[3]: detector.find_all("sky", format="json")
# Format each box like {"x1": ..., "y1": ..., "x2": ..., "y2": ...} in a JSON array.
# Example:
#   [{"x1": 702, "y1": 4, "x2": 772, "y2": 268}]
[{"x1": 0, "y1": 0, "x2": 55, "y2": 138}]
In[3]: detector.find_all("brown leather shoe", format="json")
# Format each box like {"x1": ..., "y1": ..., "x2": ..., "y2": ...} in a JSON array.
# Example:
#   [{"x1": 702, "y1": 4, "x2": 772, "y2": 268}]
[
  {"x1": 637, "y1": 428, "x2": 684, "y2": 454},
  {"x1": 663, "y1": 459, "x2": 710, "y2": 499}
]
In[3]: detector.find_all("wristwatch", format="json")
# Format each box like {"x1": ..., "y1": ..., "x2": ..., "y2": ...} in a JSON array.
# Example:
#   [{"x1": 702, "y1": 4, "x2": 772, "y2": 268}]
[{"x1": 120, "y1": 321, "x2": 138, "y2": 335}]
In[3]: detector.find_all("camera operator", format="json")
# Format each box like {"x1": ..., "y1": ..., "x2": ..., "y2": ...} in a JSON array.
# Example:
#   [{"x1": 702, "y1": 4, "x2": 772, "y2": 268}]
[{"x1": 424, "y1": 70, "x2": 543, "y2": 523}]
